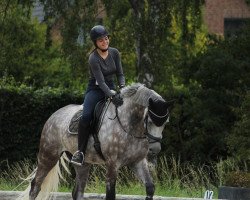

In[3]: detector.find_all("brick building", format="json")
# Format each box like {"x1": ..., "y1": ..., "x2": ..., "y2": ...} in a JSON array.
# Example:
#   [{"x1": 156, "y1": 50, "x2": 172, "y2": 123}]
[
  {"x1": 33, "y1": 0, "x2": 250, "y2": 38},
  {"x1": 204, "y1": 0, "x2": 250, "y2": 36}
]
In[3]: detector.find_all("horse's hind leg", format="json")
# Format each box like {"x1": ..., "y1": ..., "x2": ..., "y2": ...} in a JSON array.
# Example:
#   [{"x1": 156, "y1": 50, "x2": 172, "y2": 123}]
[
  {"x1": 72, "y1": 163, "x2": 91, "y2": 200},
  {"x1": 131, "y1": 158, "x2": 155, "y2": 200},
  {"x1": 29, "y1": 148, "x2": 60, "y2": 200}
]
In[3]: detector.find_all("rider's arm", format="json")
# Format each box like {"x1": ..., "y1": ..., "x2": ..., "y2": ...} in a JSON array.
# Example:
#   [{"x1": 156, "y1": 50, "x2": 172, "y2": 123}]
[
  {"x1": 89, "y1": 57, "x2": 115, "y2": 97},
  {"x1": 113, "y1": 49, "x2": 125, "y2": 88}
]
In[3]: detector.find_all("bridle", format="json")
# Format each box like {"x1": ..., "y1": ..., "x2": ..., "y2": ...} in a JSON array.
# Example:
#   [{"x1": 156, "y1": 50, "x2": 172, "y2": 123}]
[
  {"x1": 110, "y1": 105, "x2": 169, "y2": 144},
  {"x1": 143, "y1": 108, "x2": 169, "y2": 143},
  {"x1": 143, "y1": 114, "x2": 163, "y2": 143}
]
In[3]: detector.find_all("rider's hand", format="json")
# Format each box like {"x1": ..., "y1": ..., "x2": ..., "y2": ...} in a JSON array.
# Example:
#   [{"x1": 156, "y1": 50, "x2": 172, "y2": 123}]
[
  {"x1": 111, "y1": 93, "x2": 123, "y2": 107},
  {"x1": 119, "y1": 85, "x2": 125, "y2": 89}
]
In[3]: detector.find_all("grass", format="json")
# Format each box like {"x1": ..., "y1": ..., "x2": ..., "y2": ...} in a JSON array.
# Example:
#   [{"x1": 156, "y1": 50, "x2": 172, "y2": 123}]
[{"x1": 0, "y1": 156, "x2": 247, "y2": 198}]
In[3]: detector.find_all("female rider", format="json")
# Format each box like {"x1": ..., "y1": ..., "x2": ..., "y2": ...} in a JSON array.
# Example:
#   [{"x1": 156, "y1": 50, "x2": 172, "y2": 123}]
[{"x1": 71, "y1": 25, "x2": 125, "y2": 166}]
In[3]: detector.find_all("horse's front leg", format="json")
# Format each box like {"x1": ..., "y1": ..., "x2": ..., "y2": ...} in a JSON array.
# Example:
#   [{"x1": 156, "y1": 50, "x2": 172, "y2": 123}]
[
  {"x1": 72, "y1": 163, "x2": 91, "y2": 200},
  {"x1": 105, "y1": 163, "x2": 118, "y2": 200},
  {"x1": 131, "y1": 158, "x2": 155, "y2": 200}
]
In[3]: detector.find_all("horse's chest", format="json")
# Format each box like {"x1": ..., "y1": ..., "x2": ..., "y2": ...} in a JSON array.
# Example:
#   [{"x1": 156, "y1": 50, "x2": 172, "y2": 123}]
[
  {"x1": 126, "y1": 139, "x2": 148, "y2": 156},
  {"x1": 103, "y1": 135, "x2": 148, "y2": 163}
]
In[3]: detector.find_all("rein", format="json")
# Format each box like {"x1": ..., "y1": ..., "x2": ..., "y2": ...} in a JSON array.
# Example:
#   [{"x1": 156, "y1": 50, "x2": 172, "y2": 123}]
[
  {"x1": 115, "y1": 106, "x2": 128, "y2": 134},
  {"x1": 109, "y1": 105, "x2": 164, "y2": 143},
  {"x1": 96, "y1": 99, "x2": 111, "y2": 134},
  {"x1": 108, "y1": 106, "x2": 147, "y2": 139}
]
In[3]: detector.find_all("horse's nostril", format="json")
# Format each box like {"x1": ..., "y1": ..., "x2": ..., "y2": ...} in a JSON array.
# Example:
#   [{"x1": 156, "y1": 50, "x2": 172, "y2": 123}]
[{"x1": 149, "y1": 149, "x2": 157, "y2": 157}]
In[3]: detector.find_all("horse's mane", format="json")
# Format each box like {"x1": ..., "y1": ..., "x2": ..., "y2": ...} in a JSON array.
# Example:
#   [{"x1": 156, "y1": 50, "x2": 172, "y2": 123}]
[{"x1": 121, "y1": 83, "x2": 164, "y2": 106}]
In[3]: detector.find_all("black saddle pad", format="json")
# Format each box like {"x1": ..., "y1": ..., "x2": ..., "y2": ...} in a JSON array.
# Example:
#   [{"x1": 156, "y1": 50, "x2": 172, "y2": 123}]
[
  {"x1": 68, "y1": 109, "x2": 82, "y2": 134},
  {"x1": 68, "y1": 100, "x2": 108, "y2": 134}
]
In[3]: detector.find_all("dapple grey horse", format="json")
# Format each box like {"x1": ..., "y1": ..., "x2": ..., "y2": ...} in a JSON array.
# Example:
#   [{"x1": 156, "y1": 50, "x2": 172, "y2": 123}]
[{"x1": 18, "y1": 83, "x2": 172, "y2": 200}]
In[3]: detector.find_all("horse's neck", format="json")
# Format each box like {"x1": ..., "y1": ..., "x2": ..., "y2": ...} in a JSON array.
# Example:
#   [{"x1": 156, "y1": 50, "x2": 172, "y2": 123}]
[{"x1": 122, "y1": 102, "x2": 145, "y2": 135}]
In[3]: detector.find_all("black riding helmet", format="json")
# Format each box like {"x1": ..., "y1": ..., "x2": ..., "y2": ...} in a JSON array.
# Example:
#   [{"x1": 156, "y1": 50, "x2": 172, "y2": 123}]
[{"x1": 90, "y1": 25, "x2": 109, "y2": 46}]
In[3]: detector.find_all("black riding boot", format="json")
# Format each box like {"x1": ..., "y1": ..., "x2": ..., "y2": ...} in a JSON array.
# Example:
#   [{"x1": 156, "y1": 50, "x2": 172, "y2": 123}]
[{"x1": 71, "y1": 120, "x2": 91, "y2": 166}]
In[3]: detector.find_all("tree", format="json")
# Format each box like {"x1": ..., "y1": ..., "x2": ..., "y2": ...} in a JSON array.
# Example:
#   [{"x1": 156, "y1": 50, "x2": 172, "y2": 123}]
[
  {"x1": 0, "y1": 2, "x2": 77, "y2": 88},
  {"x1": 0, "y1": 0, "x2": 34, "y2": 20},
  {"x1": 127, "y1": 0, "x2": 204, "y2": 90},
  {"x1": 165, "y1": 26, "x2": 250, "y2": 163},
  {"x1": 0, "y1": 4, "x2": 46, "y2": 84},
  {"x1": 127, "y1": 0, "x2": 173, "y2": 88},
  {"x1": 39, "y1": 0, "x2": 97, "y2": 82},
  {"x1": 227, "y1": 92, "x2": 250, "y2": 163}
]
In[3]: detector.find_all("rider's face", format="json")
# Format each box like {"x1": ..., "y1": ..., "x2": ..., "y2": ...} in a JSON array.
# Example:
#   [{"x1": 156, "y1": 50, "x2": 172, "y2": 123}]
[{"x1": 96, "y1": 36, "x2": 109, "y2": 50}]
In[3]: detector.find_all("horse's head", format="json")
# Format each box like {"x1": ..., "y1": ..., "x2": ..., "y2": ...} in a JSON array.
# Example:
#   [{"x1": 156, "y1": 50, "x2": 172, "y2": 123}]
[
  {"x1": 120, "y1": 83, "x2": 174, "y2": 164},
  {"x1": 145, "y1": 98, "x2": 173, "y2": 164}
]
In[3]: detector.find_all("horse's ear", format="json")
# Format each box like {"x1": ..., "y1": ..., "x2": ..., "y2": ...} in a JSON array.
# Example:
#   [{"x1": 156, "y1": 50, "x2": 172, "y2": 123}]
[{"x1": 165, "y1": 99, "x2": 176, "y2": 111}]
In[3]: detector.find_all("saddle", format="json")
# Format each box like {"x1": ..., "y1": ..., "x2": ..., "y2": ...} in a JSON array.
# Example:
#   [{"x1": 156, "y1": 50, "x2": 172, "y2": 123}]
[
  {"x1": 68, "y1": 99, "x2": 108, "y2": 134},
  {"x1": 68, "y1": 99, "x2": 109, "y2": 160}
]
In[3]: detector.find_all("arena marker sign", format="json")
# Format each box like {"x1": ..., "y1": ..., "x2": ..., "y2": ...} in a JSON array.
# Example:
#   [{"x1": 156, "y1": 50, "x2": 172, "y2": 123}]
[{"x1": 204, "y1": 190, "x2": 213, "y2": 199}]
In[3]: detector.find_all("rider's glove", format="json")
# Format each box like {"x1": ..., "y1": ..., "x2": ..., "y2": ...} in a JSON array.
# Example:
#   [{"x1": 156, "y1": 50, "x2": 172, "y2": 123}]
[
  {"x1": 119, "y1": 84, "x2": 125, "y2": 89},
  {"x1": 111, "y1": 93, "x2": 123, "y2": 107}
]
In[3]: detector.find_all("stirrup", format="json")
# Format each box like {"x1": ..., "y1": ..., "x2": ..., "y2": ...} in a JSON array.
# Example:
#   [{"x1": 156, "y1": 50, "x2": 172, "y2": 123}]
[{"x1": 70, "y1": 151, "x2": 84, "y2": 166}]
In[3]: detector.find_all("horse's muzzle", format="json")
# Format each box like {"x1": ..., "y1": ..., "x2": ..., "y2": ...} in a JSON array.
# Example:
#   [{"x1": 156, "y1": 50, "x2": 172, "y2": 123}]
[{"x1": 148, "y1": 142, "x2": 161, "y2": 164}]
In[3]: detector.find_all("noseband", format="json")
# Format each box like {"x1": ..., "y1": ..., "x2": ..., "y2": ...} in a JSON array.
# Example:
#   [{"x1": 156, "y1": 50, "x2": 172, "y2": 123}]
[{"x1": 144, "y1": 114, "x2": 162, "y2": 144}]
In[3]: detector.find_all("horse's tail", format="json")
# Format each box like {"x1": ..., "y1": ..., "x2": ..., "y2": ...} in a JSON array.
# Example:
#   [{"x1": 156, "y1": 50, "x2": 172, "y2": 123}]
[{"x1": 17, "y1": 152, "x2": 71, "y2": 200}]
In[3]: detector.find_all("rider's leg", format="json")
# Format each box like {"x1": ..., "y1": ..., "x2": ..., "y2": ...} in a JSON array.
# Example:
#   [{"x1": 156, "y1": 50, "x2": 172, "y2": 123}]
[
  {"x1": 71, "y1": 119, "x2": 91, "y2": 166},
  {"x1": 71, "y1": 89, "x2": 105, "y2": 166},
  {"x1": 78, "y1": 119, "x2": 91, "y2": 153}
]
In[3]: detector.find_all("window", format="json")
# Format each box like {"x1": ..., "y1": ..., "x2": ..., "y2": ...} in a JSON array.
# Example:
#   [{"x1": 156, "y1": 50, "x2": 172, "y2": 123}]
[{"x1": 224, "y1": 18, "x2": 250, "y2": 37}]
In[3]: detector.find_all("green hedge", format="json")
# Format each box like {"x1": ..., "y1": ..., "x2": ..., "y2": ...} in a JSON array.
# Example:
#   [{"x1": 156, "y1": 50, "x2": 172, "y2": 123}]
[{"x1": 0, "y1": 84, "x2": 82, "y2": 168}]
